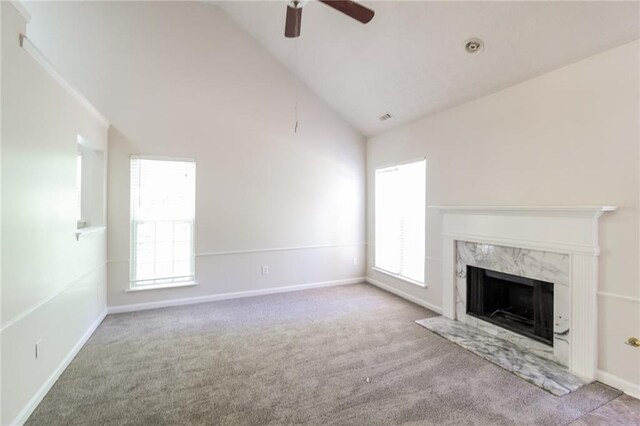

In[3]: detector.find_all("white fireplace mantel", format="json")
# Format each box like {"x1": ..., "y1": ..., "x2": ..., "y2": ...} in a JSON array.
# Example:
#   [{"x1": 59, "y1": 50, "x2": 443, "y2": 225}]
[
  {"x1": 431, "y1": 205, "x2": 616, "y2": 379},
  {"x1": 429, "y1": 205, "x2": 617, "y2": 213}
]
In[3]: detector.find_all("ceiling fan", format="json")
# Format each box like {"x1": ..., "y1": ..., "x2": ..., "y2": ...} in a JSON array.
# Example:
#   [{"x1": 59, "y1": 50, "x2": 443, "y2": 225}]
[{"x1": 285, "y1": 0, "x2": 374, "y2": 38}]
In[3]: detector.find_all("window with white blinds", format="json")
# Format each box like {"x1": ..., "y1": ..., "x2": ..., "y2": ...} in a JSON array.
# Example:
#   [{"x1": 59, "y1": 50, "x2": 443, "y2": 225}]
[
  {"x1": 130, "y1": 157, "x2": 196, "y2": 288},
  {"x1": 374, "y1": 159, "x2": 426, "y2": 284}
]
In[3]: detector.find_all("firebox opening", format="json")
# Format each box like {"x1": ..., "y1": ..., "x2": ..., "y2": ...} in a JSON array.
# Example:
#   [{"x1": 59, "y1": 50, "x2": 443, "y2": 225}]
[{"x1": 466, "y1": 266, "x2": 554, "y2": 346}]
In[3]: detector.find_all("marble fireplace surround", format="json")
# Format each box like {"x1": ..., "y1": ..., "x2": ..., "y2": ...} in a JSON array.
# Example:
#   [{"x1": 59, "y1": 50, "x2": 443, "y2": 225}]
[
  {"x1": 432, "y1": 205, "x2": 616, "y2": 380},
  {"x1": 456, "y1": 241, "x2": 571, "y2": 366}
]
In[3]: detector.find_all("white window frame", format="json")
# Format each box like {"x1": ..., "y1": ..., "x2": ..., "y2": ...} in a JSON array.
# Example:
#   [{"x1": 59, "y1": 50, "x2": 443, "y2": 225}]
[
  {"x1": 129, "y1": 155, "x2": 197, "y2": 291},
  {"x1": 76, "y1": 135, "x2": 106, "y2": 240},
  {"x1": 373, "y1": 157, "x2": 427, "y2": 287},
  {"x1": 76, "y1": 151, "x2": 84, "y2": 227}
]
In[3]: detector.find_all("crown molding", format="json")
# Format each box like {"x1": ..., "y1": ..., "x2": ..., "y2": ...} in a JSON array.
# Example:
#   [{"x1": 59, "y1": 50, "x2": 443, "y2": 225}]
[
  {"x1": 9, "y1": 1, "x2": 31, "y2": 22},
  {"x1": 19, "y1": 34, "x2": 110, "y2": 128}
]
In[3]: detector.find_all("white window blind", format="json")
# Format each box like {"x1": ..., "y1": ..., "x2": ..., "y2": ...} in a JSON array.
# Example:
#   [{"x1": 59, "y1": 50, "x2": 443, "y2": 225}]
[
  {"x1": 130, "y1": 158, "x2": 196, "y2": 287},
  {"x1": 374, "y1": 159, "x2": 426, "y2": 284}
]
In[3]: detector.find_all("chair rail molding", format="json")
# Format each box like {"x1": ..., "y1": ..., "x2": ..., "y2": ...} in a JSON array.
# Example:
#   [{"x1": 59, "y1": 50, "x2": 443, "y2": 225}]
[{"x1": 431, "y1": 205, "x2": 616, "y2": 380}]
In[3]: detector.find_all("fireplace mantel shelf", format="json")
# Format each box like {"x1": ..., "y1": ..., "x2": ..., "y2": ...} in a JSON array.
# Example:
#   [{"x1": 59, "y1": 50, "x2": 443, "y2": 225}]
[{"x1": 429, "y1": 205, "x2": 617, "y2": 214}]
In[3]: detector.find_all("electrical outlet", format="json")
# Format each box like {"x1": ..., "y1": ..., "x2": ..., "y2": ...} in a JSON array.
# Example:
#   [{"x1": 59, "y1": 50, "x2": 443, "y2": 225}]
[
  {"x1": 353, "y1": 257, "x2": 358, "y2": 266},
  {"x1": 35, "y1": 339, "x2": 42, "y2": 360},
  {"x1": 261, "y1": 265, "x2": 269, "y2": 276}
]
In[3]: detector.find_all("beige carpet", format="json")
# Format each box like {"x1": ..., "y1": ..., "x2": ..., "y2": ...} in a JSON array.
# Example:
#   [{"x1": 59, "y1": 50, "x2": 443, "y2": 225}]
[{"x1": 27, "y1": 283, "x2": 620, "y2": 425}]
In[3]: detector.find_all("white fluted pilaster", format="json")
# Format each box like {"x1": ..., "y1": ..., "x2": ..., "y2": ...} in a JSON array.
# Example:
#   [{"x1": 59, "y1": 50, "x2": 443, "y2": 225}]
[
  {"x1": 442, "y1": 237, "x2": 456, "y2": 319},
  {"x1": 570, "y1": 254, "x2": 599, "y2": 379}
]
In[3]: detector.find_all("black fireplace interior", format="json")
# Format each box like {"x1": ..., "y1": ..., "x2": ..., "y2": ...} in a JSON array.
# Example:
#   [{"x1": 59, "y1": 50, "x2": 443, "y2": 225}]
[{"x1": 466, "y1": 266, "x2": 554, "y2": 346}]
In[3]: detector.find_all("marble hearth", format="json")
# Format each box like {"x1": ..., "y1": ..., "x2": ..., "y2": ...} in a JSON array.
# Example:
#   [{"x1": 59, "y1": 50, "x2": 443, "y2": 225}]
[
  {"x1": 432, "y1": 205, "x2": 616, "y2": 380},
  {"x1": 415, "y1": 316, "x2": 587, "y2": 396}
]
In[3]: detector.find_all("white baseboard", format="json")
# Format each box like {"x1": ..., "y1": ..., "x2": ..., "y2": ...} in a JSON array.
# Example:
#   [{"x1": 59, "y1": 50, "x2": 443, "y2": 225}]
[
  {"x1": 596, "y1": 369, "x2": 640, "y2": 399},
  {"x1": 107, "y1": 277, "x2": 366, "y2": 314},
  {"x1": 366, "y1": 276, "x2": 443, "y2": 314},
  {"x1": 12, "y1": 310, "x2": 108, "y2": 426}
]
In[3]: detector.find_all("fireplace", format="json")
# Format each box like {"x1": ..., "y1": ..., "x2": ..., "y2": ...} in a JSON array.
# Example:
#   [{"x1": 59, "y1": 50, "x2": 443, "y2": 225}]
[
  {"x1": 435, "y1": 205, "x2": 616, "y2": 379},
  {"x1": 466, "y1": 266, "x2": 554, "y2": 346}
]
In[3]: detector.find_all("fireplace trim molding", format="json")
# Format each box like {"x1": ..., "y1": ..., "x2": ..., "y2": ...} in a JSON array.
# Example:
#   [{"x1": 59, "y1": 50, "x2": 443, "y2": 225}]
[{"x1": 431, "y1": 205, "x2": 616, "y2": 379}]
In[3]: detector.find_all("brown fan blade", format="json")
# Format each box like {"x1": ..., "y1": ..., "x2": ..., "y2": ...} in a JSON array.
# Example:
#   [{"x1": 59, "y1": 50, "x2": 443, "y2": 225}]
[
  {"x1": 285, "y1": 5, "x2": 302, "y2": 38},
  {"x1": 319, "y1": 1, "x2": 374, "y2": 24}
]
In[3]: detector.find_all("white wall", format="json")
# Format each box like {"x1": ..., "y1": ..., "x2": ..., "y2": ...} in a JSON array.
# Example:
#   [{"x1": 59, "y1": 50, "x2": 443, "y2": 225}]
[
  {"x1": 367, "y1": 40, "x2": 640, "y2": 395},
  {"x1": 1, "y1": 3, "x2": 109, "y2": 424},
  {"x1": 22, "y1": 1, "x2": 366, "y2": 310}
]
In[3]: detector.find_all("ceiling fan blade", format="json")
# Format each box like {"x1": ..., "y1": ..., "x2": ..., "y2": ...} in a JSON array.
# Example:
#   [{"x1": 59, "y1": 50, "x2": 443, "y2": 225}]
[
  {"x1": 319, "y1": 1, "x2": 374, "y2": 24},
  {"x1": 285, "y1": 5, "x2": 302, "y2": 38}
]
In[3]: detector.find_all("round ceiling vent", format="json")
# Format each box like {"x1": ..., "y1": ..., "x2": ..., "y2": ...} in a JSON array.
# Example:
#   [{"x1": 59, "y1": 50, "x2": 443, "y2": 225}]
[{"x1": 464, "y1": 38, "x2": 484, "y2": 54}]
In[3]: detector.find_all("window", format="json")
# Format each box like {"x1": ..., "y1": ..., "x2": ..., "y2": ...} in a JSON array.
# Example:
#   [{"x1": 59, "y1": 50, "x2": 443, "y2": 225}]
[
  {"x1": 130, "y1": 157, "x2": 196, "y2": 288},
  {"x1": 374, "y1": 159, "x2": 426, "y2": 285}
]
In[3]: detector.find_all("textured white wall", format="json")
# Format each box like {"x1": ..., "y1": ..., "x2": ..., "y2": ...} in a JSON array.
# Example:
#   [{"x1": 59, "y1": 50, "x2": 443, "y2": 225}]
[
  {"x1": 367, "y1": 40, "x2": 640, "y2": 394},
  {"x1": 1, "y1": 3, "x2": 109, "y2": 424},
  {"x1": 22, "y1": 1, "x2": 366, "y2": 309}
]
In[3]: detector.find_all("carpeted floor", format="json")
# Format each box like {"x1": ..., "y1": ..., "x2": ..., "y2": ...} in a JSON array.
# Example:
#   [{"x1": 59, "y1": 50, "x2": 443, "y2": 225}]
[{"x1": 27, "y1": 283, "x2": 624, "y2": 425}]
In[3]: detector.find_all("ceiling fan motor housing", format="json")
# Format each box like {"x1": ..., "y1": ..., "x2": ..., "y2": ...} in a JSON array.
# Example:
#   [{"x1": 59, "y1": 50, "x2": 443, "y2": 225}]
[{"x1": 289, "y1": 1, "x2": 305, "y2": 9}]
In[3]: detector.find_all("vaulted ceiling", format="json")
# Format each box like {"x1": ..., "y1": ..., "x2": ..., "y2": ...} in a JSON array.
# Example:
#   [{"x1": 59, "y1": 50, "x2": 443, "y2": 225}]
[
  {"x1": 217, "y1": 1, "x2": 640, "y2": 136},
  {"x1": 22, "y1": 1, "x2": 640, "y2": 138}
]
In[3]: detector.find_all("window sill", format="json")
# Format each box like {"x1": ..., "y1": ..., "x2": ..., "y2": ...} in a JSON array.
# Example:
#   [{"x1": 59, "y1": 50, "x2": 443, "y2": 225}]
[
  {"x1": 76, "y1": 226, "x2": 106, "y2": 241},
  {"x1": 125, "y1": 281, "x2": 198, "y2": 293},
  {"x1": 371, "y1": 267, "x2": 427, "y2": 288}
]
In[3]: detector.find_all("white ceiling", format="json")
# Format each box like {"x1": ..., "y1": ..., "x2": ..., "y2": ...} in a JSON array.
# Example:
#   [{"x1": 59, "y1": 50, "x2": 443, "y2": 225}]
[{"x1": 216, "y1": 1, "x2": 640, "y2": 136}]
